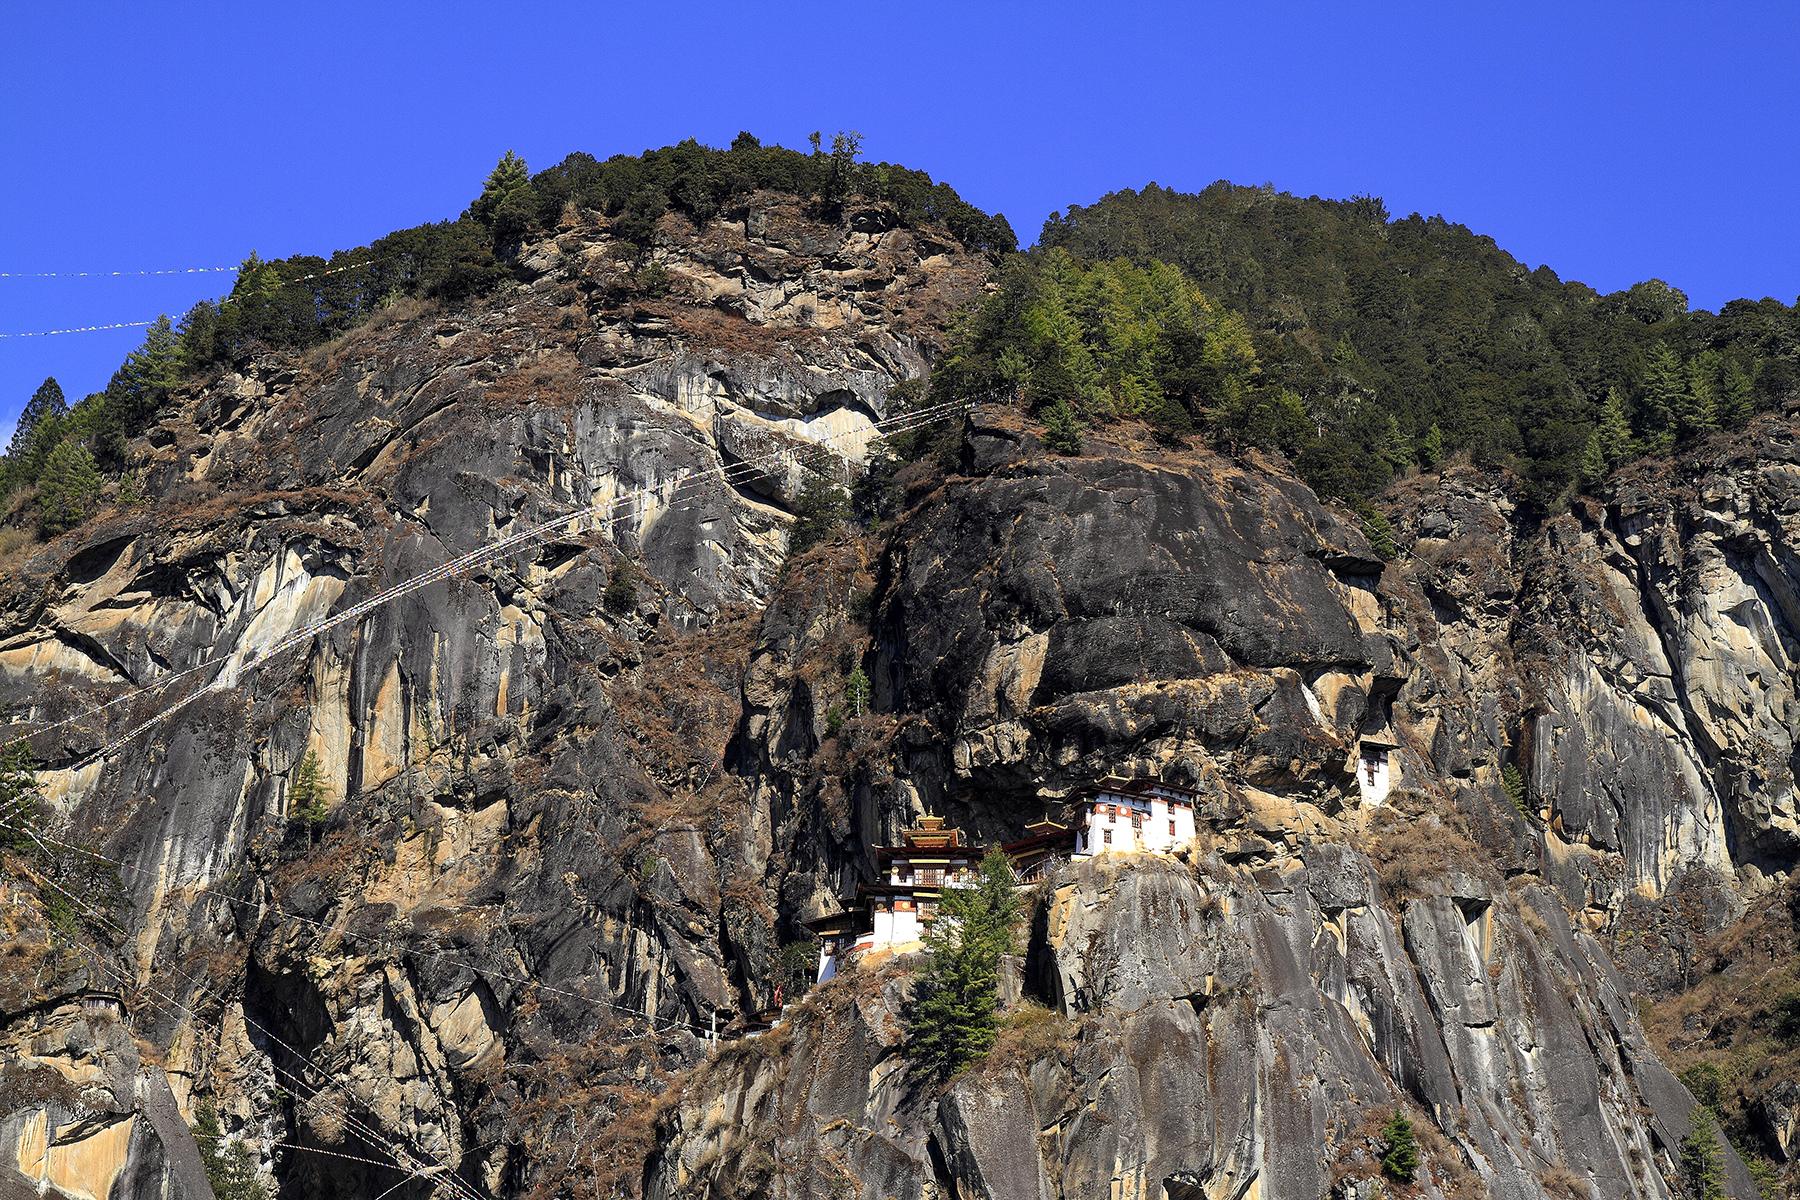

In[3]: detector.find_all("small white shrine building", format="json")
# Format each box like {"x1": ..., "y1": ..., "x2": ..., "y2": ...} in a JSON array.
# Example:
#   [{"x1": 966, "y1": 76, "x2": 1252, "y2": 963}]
[{"x1": 1355, "y1": 737, "x2": 1398, "y2": 805}]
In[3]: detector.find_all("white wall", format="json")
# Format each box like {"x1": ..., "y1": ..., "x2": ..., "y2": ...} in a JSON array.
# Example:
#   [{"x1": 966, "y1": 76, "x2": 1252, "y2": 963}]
[
  {"x1": 1073, "y1": 791, "x2": 1197, "y2": 858},
  {"x1": 1356, "y1": 748, "x2": 1393, "y2": 805},
  {"x1": 870, "y1": 905, "x2": 922, "y2": 951}
]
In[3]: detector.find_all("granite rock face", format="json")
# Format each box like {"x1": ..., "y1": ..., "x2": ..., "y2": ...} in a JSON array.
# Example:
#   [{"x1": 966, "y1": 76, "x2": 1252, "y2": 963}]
[
  {"x1": 0, "y1": 993, "x2": 214, "y2": 1200},
  {"x1": 1, "y1": 191, "x2": 1796, "y2": 1198},
  {"x1": 648, "y1": 853, "x2": 1706, "y2": 1200}
]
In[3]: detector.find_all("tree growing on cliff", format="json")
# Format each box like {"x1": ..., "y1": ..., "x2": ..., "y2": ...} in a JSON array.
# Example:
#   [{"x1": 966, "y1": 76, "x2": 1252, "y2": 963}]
[
  {"x1": 289, "y1": 750, "x2": 328, "y2": 831},
  {"x1": 908, "y1": 848, "x2": 1020, "y2": 1079},
  {"x1": 5, "y1": 377, "x2": 67, "y2": 477},
  {"x1": 470, "y1": 150, "x2": 536, "y2": 251},
  {"x1": 1717, "y1": 360, "x2": 1755, "y2": 429},
  {"x1": 1040, "y1": 398, "x2": 1084, "y2": 455},
  {"x1": 1680, "y1": 1106, "x2": 1726, "y2": 1200},
  {"x1": 787, "y1": 472, "x2": 849, "y2": 558},
  {"x1": 604, "y1": 560, "x2": 639, "y2": 614},
  {"x1": 36, "y1": 440, "x2": 102, "y2": 534},
  {"x1": 1379, "y1": 1109, "x2": 1420, "y2": 1184},
  {"x1": 845, "y1": 665, "x2": 871, "y2": 718},
  {"x1": 0, "y1": 746, "x2": 41, "y2": 855},
  {"x1": 193, "y1": 1102, "x2": 269, "y2": 1200}
]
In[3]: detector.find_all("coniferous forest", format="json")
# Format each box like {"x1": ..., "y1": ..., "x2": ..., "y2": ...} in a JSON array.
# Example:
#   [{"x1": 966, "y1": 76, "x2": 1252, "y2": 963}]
[{"x1": 3, "y1": 139, "x2": 1797, "y2": 536}]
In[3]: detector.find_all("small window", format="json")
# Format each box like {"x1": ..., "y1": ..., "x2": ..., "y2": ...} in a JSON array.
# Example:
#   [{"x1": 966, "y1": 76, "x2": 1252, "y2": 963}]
[
  {"x1": 1169, "y1": 819, "x2": 1177, "y2": 836},
  {"x1": 1103, "y1": 829, "x2": 1113, "y2": 845}
]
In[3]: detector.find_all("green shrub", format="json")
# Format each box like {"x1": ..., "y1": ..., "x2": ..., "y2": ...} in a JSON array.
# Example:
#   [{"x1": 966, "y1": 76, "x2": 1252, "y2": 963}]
[
  {"x1": 1772, "y1": 990, "x2": 1800, "y2": 1043},
  {"x1": 1379, "y1": 1108, "x2": 1420, "y2": 1184},
  {"x1": 777, "y1": 939, "x2": 817, "y2": 1001},
  {"x1": 603, "y1": 561, "x2": 639, "y2": 614}
]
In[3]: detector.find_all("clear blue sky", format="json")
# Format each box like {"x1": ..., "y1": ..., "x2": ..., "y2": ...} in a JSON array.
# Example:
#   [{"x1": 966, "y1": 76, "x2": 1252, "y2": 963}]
[{"x1": 4, "y1": 1, "x2": 1798, "y2": 442}]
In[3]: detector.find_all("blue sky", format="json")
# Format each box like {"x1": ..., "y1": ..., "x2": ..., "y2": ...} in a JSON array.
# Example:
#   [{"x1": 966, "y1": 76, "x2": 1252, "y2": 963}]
[{"x1": 3, "y1": 1, "x2": 1798, "y2": 443}]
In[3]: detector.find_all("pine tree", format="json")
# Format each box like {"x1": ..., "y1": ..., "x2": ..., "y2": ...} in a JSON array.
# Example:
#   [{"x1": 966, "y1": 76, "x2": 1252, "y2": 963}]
[
  {"x1": 908, "y1": 848, "x2": 1021, "y2": 1079},
  {"x1": 1376, "y1": 413, "x2": 1414, "y2": 477},
  {"x1": 109, "y1": 316, "x2": 183, "y2": 426},
  {"x1": 7, "y1": 377, "x2": 67, "y2": 463},
  {"x1": 788, "y1": 473, "x2": 850, "y2": 557},
  {"x1": 1685, "y1": 351, "x2": 1723, "y2": 437},
  {"x1": 0, "y1": 746, "x2": 41, "y2": 855},
  {"x1": 1379, "y1": 1109, "x2": 1420, "y2": 1184},
  {"x1": 470, "y1": 151, "x2": 536, "y2": 250},
  {"x1": 1041, "y1": 398, "x2": 1084, "y2": 455},
  {"x1": 1681, "y1": 1106, "x2": 1726, "y2": 1200},
  {"x1": 1579, "y1": 431, "x2": 1607, "y2": 484},
  {"x1": 193, "y1": 1102, "x2": 269, "y2": 1200},
  {"x1": 1636, "y1": 345, "x2": 1686, "y2": 454},
  {"x1": 845, "y1": 664, "x2": 871, "y2": 717},
  {"x1": 1594, "y1": 385, "x2": 1635, "y2": 468},
  {"x1": 1359, "y1": 506, "x2": 1399, "y2": 561},
  {"x1": 471, "y1": 151, "x2": 531, "y2": 224},
  {"x1": 36, "y1": 440, "x2": 102, "y2": 534},
  {"x1": 1717, "y1": 361, "x2": 1755, "y2": 428},
  {"x1": 289, "y1": 750, "x2": 328, "y2": 829},
  {"x1": 1416, "y1": 422, "x2": 1445, "y2": 469}
]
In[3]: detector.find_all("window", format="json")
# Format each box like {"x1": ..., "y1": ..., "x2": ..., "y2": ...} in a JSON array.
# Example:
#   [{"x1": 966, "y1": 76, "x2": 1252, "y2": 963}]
[
  {"x1": 1103, "y1": 829, "x2": 1113, "y2": 845},
  {"x1": 1169, "y1": 819, "x2": 1177, "y2": 836}
]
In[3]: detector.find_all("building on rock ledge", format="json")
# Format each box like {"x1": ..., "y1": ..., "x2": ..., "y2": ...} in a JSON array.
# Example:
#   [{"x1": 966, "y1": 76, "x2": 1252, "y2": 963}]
[
  {"x1": 807, "y1": 815, "x2": 981, "y2": 983},
  {"x1": 1355, "y1": 736, "x2": 1399, "y2": 805},
  {"x1": 1069, "y1": 776, "x2": 1200, "y2": 859}
]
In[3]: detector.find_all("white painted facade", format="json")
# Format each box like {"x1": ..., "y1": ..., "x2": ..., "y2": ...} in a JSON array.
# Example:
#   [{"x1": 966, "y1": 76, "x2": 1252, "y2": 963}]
[
  {"x1": 811, "y1": 816, "x2": 980, "y2": 982},
  {"x1": 1355, "y1": 741, "x2": 1395, "y2": 805},
  {"x1": 1071, "y1": 783, "x2": 1198, "y2": 858}
]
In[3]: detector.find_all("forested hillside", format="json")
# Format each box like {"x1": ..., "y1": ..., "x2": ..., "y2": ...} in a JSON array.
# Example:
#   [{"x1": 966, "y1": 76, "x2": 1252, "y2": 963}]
[{"x1": 1036, "y1": 182, "x2": 1800, "y2": 506}]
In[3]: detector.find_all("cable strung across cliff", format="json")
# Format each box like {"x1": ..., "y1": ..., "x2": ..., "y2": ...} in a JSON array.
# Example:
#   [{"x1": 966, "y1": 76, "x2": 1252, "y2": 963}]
[
  {"x1": 0, "y1": 815, "x2": 726, "y2": 1041},
  {"x1": 12, "y1": 839, "x2": 487, "y2": 1200},
  {"x1": 0, "y1": 257, "x2": 383, "y2": 337},
  {"x1": 1, "y1": 398, "x2": 972, "y2": 766}
]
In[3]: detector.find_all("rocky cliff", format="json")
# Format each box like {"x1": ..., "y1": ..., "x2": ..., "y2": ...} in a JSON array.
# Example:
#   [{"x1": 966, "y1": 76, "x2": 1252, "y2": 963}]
[{"x1": 1, "y1": 189, "x2": 1797, "y2": 1200}]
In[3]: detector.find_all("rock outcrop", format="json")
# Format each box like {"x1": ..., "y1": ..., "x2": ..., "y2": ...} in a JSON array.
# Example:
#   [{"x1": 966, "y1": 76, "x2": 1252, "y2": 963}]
[
  {"x1": 650, "y1": 852, "x2": 1709, "y2": 1200},
  {"x1": 2, "y1": 188, "x2": 1797, "y2": 1199},
  {"x1": 0, "y1": 990, "x2": 214, "y2": 1200}
]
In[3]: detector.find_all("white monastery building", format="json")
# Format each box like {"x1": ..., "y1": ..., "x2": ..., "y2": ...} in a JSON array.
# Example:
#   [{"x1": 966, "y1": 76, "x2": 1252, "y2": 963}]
[
  {"x1": 1071, "y1": 776, "x2": 1199, "y2": 858},
  {"x1": 807, "y1": 815, "x2": 979, "y2": 983},
  {"x1": 805, "y1": 778, "x2": 1207, "y2": 987}
]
